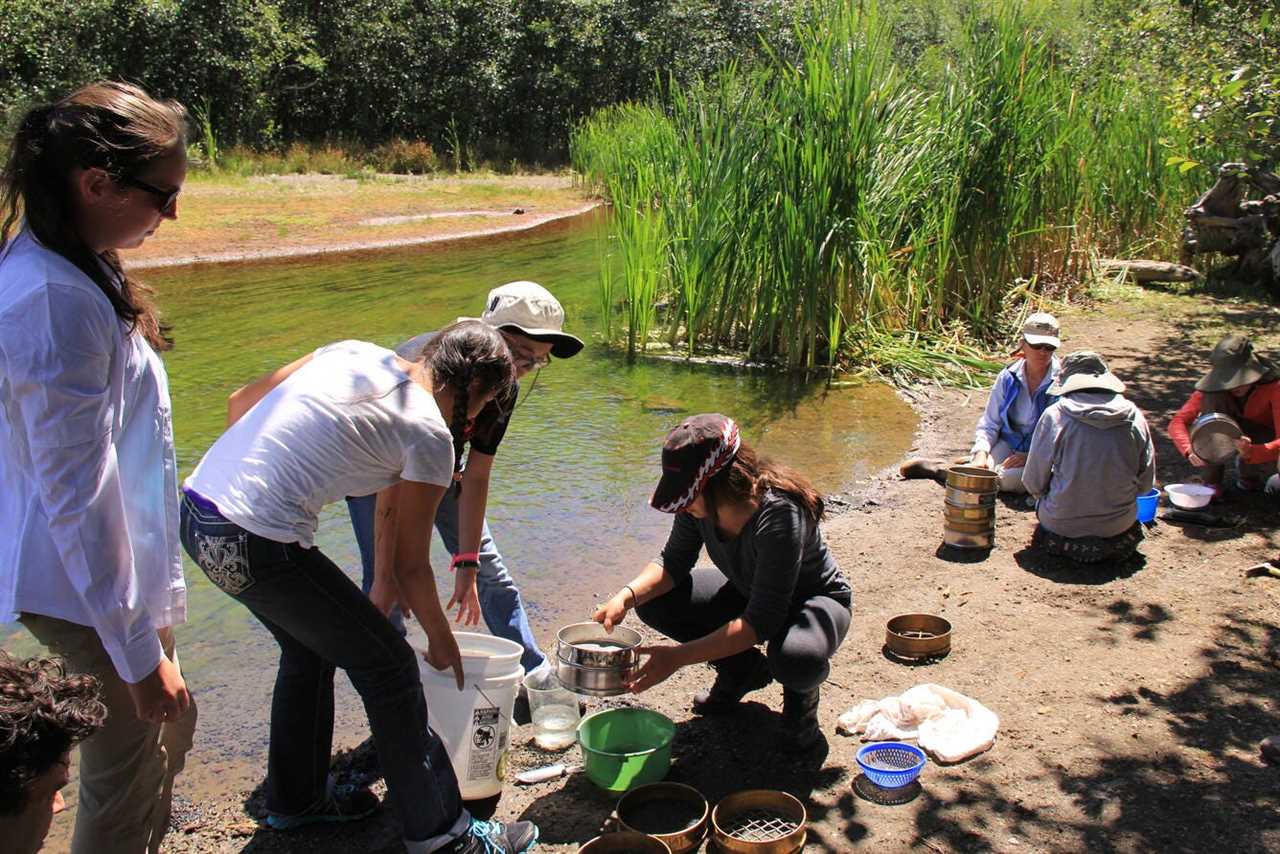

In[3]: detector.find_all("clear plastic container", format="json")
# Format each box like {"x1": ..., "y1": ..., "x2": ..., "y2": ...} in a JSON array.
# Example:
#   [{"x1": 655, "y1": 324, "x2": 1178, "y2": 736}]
[{"x1": 524, "y1": 669, "x2": 580, "y2": 751}]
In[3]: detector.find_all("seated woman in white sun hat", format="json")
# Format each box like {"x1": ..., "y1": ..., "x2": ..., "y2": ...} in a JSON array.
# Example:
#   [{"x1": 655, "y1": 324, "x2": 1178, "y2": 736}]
[{"x1": 901, "y1": 312, "x2": 1062, "y2": 493}]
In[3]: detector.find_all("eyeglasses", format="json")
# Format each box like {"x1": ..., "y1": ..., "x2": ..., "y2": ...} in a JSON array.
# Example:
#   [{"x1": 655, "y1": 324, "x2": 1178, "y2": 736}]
[
  {"x1": 118, "y1": 175, "x2": 181, "y2": 215},
  {"x1": 1025, "y1": 341, "x2": 1056, "y2": 352},
  {"x1": 508, "y1": 345, "x2": 551, "y2": 371}
]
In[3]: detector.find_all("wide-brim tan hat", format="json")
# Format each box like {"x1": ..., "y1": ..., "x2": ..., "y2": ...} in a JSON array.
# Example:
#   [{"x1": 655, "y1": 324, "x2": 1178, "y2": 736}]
[
  {"x1": 1048, "y1": 350, "x2": 1126, "y2": 396},
  {"x1": 473, "y1": 280, "x2": 584, "y2": 358},
  {"x1": 1195, "y1": 334, "x2": 1272, "y2": 392}
]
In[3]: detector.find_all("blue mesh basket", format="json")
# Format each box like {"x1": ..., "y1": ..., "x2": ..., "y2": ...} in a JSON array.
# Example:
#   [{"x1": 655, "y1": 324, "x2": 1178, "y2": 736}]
[{"x1": 856, "y1": 742, "x2": 927, "y2": 789}]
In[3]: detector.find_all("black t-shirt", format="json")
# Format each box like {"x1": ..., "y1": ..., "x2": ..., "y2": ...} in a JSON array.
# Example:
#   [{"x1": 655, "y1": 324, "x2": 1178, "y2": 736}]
[
  {"x1": 396, "y1": 331, "x2": 518, "y2": 457},
  {"x1": 656, "y1": 489, "x2": 852, "y2": 640}
]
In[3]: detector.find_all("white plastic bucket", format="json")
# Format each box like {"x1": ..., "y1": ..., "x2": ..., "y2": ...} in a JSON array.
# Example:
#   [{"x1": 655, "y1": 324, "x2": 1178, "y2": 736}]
[{"x1": 416, "y1": 632, "x2": 524, "y2": 799}]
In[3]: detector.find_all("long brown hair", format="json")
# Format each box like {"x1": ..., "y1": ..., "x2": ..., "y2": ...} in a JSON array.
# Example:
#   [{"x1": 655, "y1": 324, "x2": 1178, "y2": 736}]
[
  {"x1": 418, "y1": 320, "x2": 516, "y2": 473},
  {"x1": 702, "y1": 441, "x2": 824, "y2": 525},
  {"x1": 0, "y1": 81, "x2": 188, "y2": 351}
]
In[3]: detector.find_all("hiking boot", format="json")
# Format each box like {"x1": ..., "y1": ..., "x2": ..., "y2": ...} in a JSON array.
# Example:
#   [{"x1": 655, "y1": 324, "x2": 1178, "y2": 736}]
[
  {"x1": 899, "y1": 458, "x2": 947, "y2": 485},
  {"x1": 443, "y1": 818, "x2": 539, "y2": 853},
  {"x1": 264, "y1": 782, "x2": 380, "y2": 831},
  {"x1": 692, "y1": 650, "x2": 772, "y2": 714},
  {"x1": 782, "y1": 687, "x2": 823, "y2": 752}
]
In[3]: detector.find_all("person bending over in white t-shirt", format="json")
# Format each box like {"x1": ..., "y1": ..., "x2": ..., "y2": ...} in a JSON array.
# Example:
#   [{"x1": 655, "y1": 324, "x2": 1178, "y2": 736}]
[{"x1": 178, "y1": 321, "x2": 538, "y2": 854}]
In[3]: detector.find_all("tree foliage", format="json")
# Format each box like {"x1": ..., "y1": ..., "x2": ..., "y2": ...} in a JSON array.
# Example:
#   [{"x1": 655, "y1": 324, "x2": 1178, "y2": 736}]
[{"x1": 0, "y1": 0, "x2": 798, "y2": 160}]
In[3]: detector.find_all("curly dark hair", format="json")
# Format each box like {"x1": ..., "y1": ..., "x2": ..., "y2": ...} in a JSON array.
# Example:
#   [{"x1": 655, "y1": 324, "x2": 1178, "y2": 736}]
[
  {"x1": 0, "y1": 653, "x2": 106, "y2": 815},
  {"x1": 418, "y1": 320, "x2": 516, "y2": 473}
]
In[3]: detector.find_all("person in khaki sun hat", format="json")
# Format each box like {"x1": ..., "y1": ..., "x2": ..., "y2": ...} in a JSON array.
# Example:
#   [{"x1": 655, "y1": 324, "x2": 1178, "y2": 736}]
[
  {"x1": 901, "y1": 312, "x2": 1062, "y2": 492},
  {"x1": 1169, "y1": 334, "x2": 1280, "y2": 499},
  {"x1": 1023, "y1": 352, "x2": 1155, "y2": 564}
]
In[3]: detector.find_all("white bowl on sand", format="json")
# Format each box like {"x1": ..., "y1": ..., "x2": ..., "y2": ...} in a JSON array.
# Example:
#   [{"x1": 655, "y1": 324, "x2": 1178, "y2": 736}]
[{"x1": 1165, "y1": 483, "x2": 1215, "y2": 510}]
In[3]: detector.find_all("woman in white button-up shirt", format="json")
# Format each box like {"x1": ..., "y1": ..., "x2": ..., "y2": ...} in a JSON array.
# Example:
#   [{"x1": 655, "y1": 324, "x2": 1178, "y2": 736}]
[{"x1": 0, "y1": 82, "x2": 194, "y2": 854}]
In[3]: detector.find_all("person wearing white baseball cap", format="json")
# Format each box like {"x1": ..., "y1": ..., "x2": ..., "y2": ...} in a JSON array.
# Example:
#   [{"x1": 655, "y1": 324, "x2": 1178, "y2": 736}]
[
  {"x1": 347, "y1": 281, "x2": 582, "y2": 682},
  {"x1": 901, "y1": 312, "x2": 1062, "y2": 493}
]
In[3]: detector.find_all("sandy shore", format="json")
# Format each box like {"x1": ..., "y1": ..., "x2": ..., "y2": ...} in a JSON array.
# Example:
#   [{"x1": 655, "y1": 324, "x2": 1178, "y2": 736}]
[
  {"x1": 129, "y1": 201, "x2": 604, "y2": 270},
  {"x1": 118, "y1": 172, "x2": 598, "y2": 270}
]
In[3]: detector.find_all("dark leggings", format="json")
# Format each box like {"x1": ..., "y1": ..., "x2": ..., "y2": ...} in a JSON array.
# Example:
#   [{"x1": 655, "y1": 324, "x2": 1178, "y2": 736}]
[{"x1": 635, "y1": 567, "x2": 851, "y2": 693}]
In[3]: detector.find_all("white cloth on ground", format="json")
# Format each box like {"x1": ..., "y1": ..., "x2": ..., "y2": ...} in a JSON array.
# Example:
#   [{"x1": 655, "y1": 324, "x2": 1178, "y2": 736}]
[{"x1": 836, "y1": 683, "x2": 998, "y2": 763}]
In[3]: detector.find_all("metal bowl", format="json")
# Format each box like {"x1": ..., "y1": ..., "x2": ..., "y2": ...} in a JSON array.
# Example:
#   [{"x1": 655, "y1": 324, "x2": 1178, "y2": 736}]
[
  {"x1": 617, "y1": 782, "x2": 709, "y2": 854},
  {"x1": 1190, "y1": 412, "x2": 1242, "y2": 464},
  {"x1": 557, "y1": 622, "x2": 642, "y2": 668},
  {"x1": 944, "y1": 518, "x2": 994, "y2": 535},
  {"x1": 944, "y1": 486, "x2": 997, "y2": 507},
  {"x1": 943, "y1": 503, "x2": 996, "y2": 523},
  {"x1": 556, "y1": 658, "x2": 635, "y2": 697},
  {"x1": 710, "y1": 790, "x2": 807, "y2": 854},
  {"x1": 580, "y1": 831, "x2": 672, "y2": 853},
  {"x1": 942, "y1": 526, "x2": 993, "y2": 549},
  {"x1": 945, "y1": 465, "x2": 999, "y2": 492},
  {"x1": 885, "y1": 613, "x2": 952, "y2": 659}
]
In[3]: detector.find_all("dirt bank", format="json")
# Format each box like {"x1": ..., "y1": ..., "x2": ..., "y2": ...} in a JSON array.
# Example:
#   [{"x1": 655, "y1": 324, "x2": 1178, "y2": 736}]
[
  {"x1": 65, "y1": 281, "x2": 1280, "y2": 853},
  {"x1": 120, "y1": 173, "x2": 597, "y2": 269}
]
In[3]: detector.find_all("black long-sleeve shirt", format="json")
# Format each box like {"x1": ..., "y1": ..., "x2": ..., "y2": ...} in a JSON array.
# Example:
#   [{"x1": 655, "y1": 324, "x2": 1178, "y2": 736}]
[{"x1": 656, "y1": 489, "x2": 852, "y2": 639}]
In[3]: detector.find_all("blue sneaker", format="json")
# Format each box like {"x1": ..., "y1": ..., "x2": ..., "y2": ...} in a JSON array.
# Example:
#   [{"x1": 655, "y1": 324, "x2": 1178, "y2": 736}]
[
  {"x1": 264, "y1": 783, "x2": 380, "y2": 831},
  {"x1": 445, "y1": 818, "x2": 539, "y2": 853}
]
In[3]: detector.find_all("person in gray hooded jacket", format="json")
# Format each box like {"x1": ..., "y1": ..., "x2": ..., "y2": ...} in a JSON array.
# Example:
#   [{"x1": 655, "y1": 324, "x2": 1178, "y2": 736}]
[{"x1": 1022, "y1": 352, "x2": 1155, "y2": 563}]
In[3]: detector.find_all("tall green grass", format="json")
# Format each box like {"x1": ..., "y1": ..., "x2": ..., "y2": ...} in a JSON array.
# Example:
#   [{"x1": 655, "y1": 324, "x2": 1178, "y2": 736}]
[{"x1": 571, "y1": 0, "x2": 1203, "y2": 376}]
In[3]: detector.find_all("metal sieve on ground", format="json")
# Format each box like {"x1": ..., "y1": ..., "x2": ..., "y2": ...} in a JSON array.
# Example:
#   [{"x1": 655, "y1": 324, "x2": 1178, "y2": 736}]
[
  {"x1": 721, "y1": 809, "x2": 801, "y2": 842},
  {"x1": 710, "y1": 789, "x2": 807, "y2": 854}
]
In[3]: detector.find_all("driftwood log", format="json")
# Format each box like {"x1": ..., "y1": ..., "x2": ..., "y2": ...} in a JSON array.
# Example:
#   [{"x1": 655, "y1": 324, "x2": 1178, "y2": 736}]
[
  {"x1": 1098, "y1": 258, "x2": 1201, "y2": 283},
  {"x1": 1180, "y1": 163, "x2": 1280, "y2": 288}
]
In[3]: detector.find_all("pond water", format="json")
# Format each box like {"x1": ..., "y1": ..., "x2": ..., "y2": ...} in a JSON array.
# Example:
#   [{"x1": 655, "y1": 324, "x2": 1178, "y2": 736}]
[{"x1": 3, "y1": 210, "x2": 915, "y2": 773}]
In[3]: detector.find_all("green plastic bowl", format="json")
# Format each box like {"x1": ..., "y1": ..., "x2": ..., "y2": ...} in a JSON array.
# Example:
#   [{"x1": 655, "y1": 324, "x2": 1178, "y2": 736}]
[{"x1": 577, "y1": 707, "x2": 675, "y2": 793}]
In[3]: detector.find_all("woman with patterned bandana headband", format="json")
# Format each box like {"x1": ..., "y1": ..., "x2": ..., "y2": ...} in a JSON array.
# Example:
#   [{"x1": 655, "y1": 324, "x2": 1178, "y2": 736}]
[{"x1": 592, "y1": 414, "x2": 852, "y2": 751}]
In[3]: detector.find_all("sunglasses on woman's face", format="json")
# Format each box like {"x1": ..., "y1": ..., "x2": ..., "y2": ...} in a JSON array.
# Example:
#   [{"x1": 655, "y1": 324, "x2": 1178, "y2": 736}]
[
  {"x1": 1026, "y1": 342, "x2": 1056, "y2": 352},
  {"x1": 119, "y1": 175, "x2": 181, "y2": 215}
]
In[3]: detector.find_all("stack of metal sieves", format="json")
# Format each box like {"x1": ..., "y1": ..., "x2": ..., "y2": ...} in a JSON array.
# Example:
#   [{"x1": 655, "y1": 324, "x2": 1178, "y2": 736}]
[{"x1": 943, "y1": 465, "x2": 998, "y2": 548}]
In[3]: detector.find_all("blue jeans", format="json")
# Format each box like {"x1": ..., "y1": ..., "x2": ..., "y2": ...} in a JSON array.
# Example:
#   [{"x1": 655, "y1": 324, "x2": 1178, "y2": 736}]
[
  {"x1": 179, "y1": 493, "x2": 467, "y2": 846},
  {"x1": 346, "y1": 487, "x2": 547, "y2": 674}
]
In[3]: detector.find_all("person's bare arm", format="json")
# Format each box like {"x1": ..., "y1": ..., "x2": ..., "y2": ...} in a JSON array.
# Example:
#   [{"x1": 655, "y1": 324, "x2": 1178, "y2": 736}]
[
  {"x1": 369, "y1": 485, "x2": 401, "y2": 614},
  {"x1": 592, "y1": 561, "x2": 676, "y2": 630},
  {"x1": 227, "y1": 353, "x2": 314, "y2": 426},
  {"x1": 628, "y1": 618, "x2": 759, "y2": 693},
  {"x1": 446, "y1": 450, "x2": 495, "y2": 624},
  {"x1": 376, "y1": 481, "x2": 464, "y2": 689}
]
